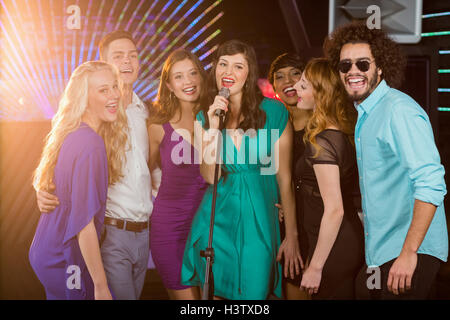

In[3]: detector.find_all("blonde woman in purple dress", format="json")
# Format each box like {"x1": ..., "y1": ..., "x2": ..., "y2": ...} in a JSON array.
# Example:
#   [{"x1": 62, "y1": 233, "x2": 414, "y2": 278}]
[{"x1": 147, "y1": 49, "x2": 208, "y2": 300}]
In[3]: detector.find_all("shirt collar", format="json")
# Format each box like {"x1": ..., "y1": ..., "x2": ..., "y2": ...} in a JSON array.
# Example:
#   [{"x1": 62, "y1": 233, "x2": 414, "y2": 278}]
[{"x1": 356, "y1": 79, "x2": 390, "y2": 114}]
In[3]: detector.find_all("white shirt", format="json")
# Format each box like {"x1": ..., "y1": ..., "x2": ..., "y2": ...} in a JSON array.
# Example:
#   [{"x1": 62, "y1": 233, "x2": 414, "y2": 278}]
[{"x1": 105, "y1": 92, "x2": 152, "y2": 222}]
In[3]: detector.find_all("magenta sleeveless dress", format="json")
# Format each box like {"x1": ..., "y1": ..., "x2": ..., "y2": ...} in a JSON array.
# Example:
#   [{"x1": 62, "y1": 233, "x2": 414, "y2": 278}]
[{"x1": 150, "y1": 122, "x2": 208, "y2": 290}]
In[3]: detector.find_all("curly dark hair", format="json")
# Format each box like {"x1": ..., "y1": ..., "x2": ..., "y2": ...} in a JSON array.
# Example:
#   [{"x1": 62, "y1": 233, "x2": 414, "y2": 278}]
[
  {"x1": 197, "y1": 39, "x2": 266, "y2": 131},
  {"x1": 323, "y1": 21, "x2": 406, "y2": 89},
  {"x1": 267, "y1": 52, "x2": 305, "y2": 85}
]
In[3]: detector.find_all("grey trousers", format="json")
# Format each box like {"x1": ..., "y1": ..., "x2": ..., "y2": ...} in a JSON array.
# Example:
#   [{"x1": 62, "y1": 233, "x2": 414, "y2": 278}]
[{"x1": 100, "y1": 224, "x2": 149, "y2": 300}]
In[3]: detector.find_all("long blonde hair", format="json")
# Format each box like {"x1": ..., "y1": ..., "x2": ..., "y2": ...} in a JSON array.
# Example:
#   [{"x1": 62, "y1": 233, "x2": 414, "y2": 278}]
[
  {"x1": 303, "y1": 58, "x2": 357, "y2": 157},
  {"x1": 33, "y1": 61, "x2": 128, "y2": 190},
  {"x1": 151, "y1": 49, "x2": 206, "y2": 125}
]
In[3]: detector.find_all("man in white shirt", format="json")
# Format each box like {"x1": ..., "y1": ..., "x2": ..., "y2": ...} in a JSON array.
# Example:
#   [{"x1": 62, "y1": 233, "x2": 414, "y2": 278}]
[{"x1": 36, "y1": 31, "x2": 154, "y2": 299}]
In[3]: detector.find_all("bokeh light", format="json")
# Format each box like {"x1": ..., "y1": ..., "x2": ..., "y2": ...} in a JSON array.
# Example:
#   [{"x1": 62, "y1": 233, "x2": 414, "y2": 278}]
[{"x1": 0, "y1": 0, "x2": 224, "y2": 121}]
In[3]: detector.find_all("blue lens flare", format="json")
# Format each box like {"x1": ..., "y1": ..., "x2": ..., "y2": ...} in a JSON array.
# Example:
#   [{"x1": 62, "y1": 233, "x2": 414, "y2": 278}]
[{"x1": 0, "y1": 0, "x2": 223, "y2": 120}]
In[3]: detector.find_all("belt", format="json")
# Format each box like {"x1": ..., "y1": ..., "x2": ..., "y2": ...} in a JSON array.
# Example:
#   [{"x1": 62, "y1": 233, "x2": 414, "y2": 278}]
[{"x1": 104, "y1": 217, "x2": 149, "y2": 232}]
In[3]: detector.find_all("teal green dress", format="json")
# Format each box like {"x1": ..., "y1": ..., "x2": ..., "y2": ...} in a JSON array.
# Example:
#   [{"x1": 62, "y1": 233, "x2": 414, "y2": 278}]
[{"x1": 181, "y1": 98, "x2": 288, "y2": 299}]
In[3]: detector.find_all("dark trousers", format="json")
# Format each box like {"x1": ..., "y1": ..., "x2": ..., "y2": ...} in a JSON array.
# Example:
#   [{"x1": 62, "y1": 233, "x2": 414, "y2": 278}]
[{"x1": 356, "y1": 254, "x2": 441, "y2": 300}]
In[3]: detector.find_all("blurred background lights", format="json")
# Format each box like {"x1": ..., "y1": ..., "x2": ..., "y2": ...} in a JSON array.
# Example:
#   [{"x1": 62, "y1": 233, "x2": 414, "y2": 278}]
[{"x1": 0, "y1": 0, "x2": 224, "y2": 121}]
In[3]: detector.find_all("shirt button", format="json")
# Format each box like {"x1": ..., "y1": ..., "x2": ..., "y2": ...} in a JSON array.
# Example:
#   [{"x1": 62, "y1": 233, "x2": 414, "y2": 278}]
[{"x1": 358, "y1": 157, "x2": 361, "y2": 160}]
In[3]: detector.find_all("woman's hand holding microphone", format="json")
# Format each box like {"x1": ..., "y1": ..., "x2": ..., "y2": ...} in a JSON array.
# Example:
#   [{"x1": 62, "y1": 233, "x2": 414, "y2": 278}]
[{"x1": 207, "y1": 87, "x2": 230, "y2": 130}]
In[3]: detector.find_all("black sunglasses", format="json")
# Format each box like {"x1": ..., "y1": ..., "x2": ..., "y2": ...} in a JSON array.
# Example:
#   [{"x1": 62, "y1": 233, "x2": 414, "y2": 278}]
[{"x1": 338, "y1": 59, "x2": 374, "y2": 73}]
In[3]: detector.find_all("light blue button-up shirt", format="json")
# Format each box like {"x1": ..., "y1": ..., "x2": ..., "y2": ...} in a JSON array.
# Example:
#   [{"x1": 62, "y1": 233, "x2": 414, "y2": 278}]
[{"x1": 355, "y1": 80, "x2": 448, "y2": 267}]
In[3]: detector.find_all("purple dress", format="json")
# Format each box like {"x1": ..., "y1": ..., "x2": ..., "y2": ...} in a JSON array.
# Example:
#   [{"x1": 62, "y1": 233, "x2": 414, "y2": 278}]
[
  {"x1": 150, "y1": 122, "x2": 208, "y2": 290},
  {"x1": 29, "y1": 123, "x2": 108, "y2": 300}
]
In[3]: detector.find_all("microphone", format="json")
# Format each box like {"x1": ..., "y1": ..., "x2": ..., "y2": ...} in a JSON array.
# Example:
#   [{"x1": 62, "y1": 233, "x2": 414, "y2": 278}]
[{"x1": 214, "y1": 87, "x2": 230, "y2": 117}]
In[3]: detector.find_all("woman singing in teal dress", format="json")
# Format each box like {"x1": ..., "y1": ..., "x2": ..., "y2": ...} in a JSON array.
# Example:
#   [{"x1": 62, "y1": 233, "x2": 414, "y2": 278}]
[{"x1": 182, "y1": 40, "x2": 303, "y2": 300}]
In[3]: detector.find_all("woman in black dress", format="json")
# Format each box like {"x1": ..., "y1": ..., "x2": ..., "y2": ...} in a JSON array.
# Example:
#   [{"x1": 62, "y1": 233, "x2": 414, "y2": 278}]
[
  {"x1": 268, "y1": 53, "x2": 311, "y2": 300},
  {"x1": 293, "y1": 58, "x2": 364, "y2": 299}
]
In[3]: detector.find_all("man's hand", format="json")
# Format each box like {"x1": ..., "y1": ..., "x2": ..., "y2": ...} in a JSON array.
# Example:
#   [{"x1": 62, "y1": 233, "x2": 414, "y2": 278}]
[
  {"x1": 36, "y1": 182, "x2": 59, "y2": 213},
  {"x1": 387, "y1": 251, "x2": 418, "y2": 295}
]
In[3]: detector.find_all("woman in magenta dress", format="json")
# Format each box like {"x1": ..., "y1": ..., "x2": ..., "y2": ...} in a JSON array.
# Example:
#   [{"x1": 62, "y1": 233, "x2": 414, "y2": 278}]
[
  {"x1": 29, "y1": 61, "x2": 128, "y2": 299},
  {"x1": 147, "y1": 49, "x2": 208, "y2": 300}
]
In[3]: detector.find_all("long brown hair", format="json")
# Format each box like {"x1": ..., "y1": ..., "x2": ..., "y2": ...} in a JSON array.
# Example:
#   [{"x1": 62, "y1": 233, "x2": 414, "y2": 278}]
[
  {"x1": 198, "y1": 40, "x2": 266, "y2": 131},
  {"x1": 151, "y1": 49, "x2": 207, "y2": 124},
  {"x1": 303, "y1": 58, "x2": 357, "y2": 156}
]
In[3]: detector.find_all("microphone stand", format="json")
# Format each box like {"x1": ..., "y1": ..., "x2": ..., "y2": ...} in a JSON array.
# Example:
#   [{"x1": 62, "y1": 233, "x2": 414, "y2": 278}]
[{"x1": 200, "y1": 113, "x2": 225, "y2": 300}]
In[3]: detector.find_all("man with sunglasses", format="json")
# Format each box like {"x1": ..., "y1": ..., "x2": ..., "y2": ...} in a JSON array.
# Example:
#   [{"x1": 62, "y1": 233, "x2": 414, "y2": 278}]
[{"x1": 324, "y1": 22, "x2": 447, "y2": 300}]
